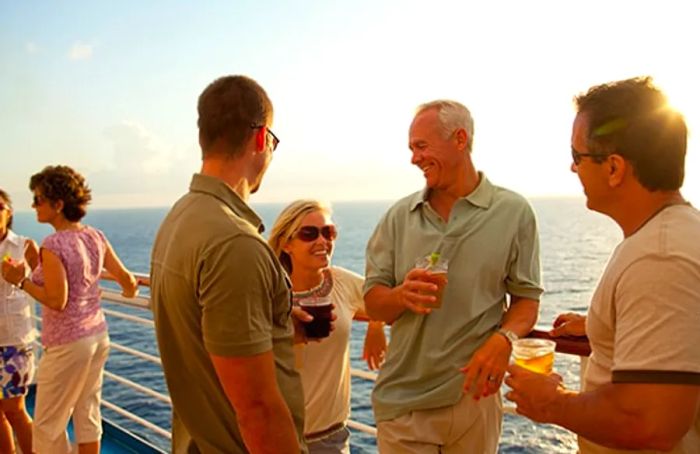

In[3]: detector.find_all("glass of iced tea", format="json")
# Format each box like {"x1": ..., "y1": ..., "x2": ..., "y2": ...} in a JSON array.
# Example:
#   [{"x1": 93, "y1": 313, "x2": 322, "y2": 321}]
[
  {"x1": 298, "y1": 296, "x2": 333, "y2": 339},
  {"x1": 415, "y1": 253, "x2": 448, "y2": 308},
  {"x1": 511, "y1": 338, "x2": 556, "y2": 374}
]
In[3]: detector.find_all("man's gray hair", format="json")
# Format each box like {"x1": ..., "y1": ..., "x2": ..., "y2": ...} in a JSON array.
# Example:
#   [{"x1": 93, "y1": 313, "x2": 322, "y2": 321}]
[{"x1": 416, "y1": 100, "x2": 474, "y2": 151}]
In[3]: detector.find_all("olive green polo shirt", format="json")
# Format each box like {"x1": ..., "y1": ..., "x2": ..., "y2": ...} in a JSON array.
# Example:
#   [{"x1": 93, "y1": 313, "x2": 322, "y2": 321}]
[
  {"x1": 151, "y1": 173, "x2": 306, "y2": 453},
  {"x1": 364, "y1": 173, "x2": 544, "y2": 422}
]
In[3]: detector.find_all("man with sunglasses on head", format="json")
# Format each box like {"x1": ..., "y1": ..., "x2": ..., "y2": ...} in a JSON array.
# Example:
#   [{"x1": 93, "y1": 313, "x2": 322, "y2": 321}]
[
  {"x1": 364, "y1": 100, "x2": 543, "y2": 453},
  {"x1": 506, "y1": 77, "x2": 700, "y2": 453},
  {"x1": 150, "y1": 75, "x2": 306, "y2": 453}
]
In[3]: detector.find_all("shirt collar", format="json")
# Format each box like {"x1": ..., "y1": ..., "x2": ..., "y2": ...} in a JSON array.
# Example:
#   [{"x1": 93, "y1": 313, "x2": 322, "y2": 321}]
[
  {"x1": 1, "y1": 229, "x2": 23, "y2": 247},
  {"x1": 188, "y1": 173, "x2": 265, "y2": 233},
  {"x1": 409, "y1": 172, "x2": 495, "y2": 212}
]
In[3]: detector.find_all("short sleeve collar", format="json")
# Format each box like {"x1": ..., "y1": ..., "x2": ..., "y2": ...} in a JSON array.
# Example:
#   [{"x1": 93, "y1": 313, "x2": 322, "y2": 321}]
[
  {"x1": 408, "y1": 172, "x2": 495, "y2": 212},
  {"x1": 3, "y1": 230, "x2": 24, "y2": 247},
  {"x1": 189, "y1": 173, "x2": 265, "y2": 233}
]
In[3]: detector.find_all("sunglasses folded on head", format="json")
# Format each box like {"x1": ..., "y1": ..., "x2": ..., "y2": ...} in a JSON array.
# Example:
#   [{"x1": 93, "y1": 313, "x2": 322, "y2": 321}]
[{"x1": 295, "y1": 225, "x2": 338, "y2": 242}]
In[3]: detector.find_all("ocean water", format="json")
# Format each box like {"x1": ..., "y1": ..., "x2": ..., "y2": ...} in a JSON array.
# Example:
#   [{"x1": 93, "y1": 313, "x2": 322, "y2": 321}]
[{"x1": 12, "y1": 197, "x2": 621, "y2": 453}]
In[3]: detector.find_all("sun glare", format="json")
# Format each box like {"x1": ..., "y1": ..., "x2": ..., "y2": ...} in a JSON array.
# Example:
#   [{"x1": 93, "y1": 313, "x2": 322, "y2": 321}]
[{"x1": 655, "y1": 75, "x2": 699, "y2": 130}]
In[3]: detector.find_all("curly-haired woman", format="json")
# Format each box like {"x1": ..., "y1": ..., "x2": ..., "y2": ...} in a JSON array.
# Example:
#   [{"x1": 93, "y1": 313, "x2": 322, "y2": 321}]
[
  {"x1": 1, "y1": 165, "x2": 139, "y2": 454},
  {"x1": 0, "y1": 188, "x2": 39, "y2": 454}
]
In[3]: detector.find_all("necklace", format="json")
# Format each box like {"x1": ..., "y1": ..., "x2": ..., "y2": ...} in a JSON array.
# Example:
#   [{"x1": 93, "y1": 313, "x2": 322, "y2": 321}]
[{"x1": 292, "y1": 268, "x2": 333, "y2": 304}]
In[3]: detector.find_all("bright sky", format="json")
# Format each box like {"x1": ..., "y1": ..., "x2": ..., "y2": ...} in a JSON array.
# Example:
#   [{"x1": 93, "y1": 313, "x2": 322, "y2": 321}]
[{"x1": 2, "y1": 0, "x2": 699, "y2": 209}]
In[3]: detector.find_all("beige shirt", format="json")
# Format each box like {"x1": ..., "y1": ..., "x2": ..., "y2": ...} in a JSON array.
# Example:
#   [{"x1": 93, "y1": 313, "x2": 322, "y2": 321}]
[
  {"x1": 582, "y1": 204, "x2": 700, "y2": 454},
  {"x1": 296, "y1": 267, "x2": 364, "y2": 434},
  {"x1": 150, "y1": 173, "x2": 306, "y2": 453}
]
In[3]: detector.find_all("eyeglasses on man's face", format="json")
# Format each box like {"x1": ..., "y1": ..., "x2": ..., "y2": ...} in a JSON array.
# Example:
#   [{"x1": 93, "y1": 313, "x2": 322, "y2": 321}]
[
  {"x1": 250, "y1": 124, "x2": 280, "y2": 151},
  {"x1": 571, "y1": 147, "x2": 608, "y2": 165},
  {"x1": 295, "y1": 225, "x2": 338, "y2": 242}
]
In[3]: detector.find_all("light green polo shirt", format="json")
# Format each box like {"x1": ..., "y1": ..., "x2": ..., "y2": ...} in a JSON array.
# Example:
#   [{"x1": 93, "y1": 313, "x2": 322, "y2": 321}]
[
  {"x1": 364, "y1": 173, "x2": 543, "y2": 422},
  {"x1": 151, "y1": 173, "x2": 306, "y2": 453}
]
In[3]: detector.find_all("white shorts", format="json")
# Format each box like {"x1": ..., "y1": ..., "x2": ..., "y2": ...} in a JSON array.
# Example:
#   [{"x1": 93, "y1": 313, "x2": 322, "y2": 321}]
[{"x1": 33, "y1": 331, "x2": 110, "y2": 454}]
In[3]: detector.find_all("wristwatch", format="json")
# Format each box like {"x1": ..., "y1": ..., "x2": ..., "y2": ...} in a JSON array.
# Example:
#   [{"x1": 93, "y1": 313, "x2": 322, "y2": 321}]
[{"x1": 496, "y1": 328, "x2": 518, "y2": 346}]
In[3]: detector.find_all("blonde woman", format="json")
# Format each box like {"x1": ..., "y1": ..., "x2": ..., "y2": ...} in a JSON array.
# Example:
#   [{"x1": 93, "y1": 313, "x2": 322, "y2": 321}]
[{"x1": 269, "y1": 200, "x2": 386, "y2": 454}]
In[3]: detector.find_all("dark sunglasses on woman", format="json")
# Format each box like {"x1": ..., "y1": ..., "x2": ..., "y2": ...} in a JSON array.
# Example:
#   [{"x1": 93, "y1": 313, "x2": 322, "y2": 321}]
[{"x1": 295, "y1": 225, "x2": 338, "y2": 242}]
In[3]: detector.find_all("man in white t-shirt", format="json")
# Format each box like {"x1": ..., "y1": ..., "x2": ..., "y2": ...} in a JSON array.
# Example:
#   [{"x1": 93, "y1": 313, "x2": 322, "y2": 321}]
[{"x1": 505, "y1": 76, "x2": 700, "y2": 453}]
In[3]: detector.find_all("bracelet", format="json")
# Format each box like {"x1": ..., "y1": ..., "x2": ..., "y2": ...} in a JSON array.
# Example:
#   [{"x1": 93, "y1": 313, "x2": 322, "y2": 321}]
[{"x1": 18, "y1": 277, "x2": 28, "y2": 290}]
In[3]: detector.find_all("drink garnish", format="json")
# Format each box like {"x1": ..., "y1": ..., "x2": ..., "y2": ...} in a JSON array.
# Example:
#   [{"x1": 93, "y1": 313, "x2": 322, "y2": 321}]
[{"x1": 429, "y1": 252, "x2": 440, "y2": 266}]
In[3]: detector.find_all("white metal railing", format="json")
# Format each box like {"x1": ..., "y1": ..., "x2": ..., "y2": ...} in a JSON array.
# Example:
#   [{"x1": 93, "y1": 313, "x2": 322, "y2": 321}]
[
  {"x1": 101, "y1": 399, "x2": 172, "y2": 440},
  {"x1": 30, "y1": 311, "x2": 173, "y2": 443},
  {"x1": 109, "y1": 341, "x2": 162, "y2": 365},
  {"x1": 102, "y1": 307, "x2": 154, "y2": 327},
  {"x1": 103, "y1": 370, "x2": 171, "y2": 405},
  {"x1": 51, "y1": 271, "x2": 588, "y2": 447},
  {"x1": 98, "y1": 285, "x2": 382, "y2": 440}
]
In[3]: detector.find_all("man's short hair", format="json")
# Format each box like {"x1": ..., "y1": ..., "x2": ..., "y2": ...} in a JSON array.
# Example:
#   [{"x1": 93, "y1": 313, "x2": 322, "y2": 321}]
[
  {"x1": 416, "y1": 100, "x2": 475, "y2": 151},
  {"x1": 197, "y1": 75, "x2": 273, "y2": 158},
  {"x1": 575, "y1": 76, "x2": 687, "y2": 191}
]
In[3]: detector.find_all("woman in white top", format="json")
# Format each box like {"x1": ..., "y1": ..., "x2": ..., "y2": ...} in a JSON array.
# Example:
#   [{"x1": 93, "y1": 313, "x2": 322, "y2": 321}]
[
  {"x1": 0, "y1": 189, "x2": 39, "y2": 454},
  {"x1": 269, "y1": 200, "x2": 386, "y2": 454}
]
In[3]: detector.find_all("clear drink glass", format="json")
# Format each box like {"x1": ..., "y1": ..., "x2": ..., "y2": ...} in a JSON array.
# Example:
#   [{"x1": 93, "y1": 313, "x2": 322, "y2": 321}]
[
  {"x1": 415, "y1": 253, "x2": 448, "y2": 308},
  {"x1": 511, "y1": 338, "x2": 556, "y2": 374}
]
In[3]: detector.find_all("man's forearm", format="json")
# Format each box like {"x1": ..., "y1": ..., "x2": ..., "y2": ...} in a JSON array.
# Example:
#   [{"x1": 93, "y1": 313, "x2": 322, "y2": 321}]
[
  {"x1": 552, "y1": 383, "x2": 696, "y2": 451},
  {"x1": 210, "y1": 351, "x2": 301, "y2": 454},
  {"x1": 364, "y1": 285, "x2": 405, "y2": 323},
  {"x1": 236, "y1": 395, "x2": 300, "y2": 454},
  {"x1": 501, "y1": 296, "x2": 539, "y2": 337}
]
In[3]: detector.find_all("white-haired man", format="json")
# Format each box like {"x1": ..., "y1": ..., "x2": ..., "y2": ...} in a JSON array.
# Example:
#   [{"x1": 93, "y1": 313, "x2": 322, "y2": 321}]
[{"x1": 364, "y1": 100, "x2": 543, "y2": 452}]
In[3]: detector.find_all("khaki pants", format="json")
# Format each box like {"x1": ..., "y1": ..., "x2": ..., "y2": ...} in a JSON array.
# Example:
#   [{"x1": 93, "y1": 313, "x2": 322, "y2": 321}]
[
  {"x1": 377, "y1": 392, "x2": 502, "y2": 454},
  {"x1": 33, "y1": 332, "x2": 110, "y2": 454}
]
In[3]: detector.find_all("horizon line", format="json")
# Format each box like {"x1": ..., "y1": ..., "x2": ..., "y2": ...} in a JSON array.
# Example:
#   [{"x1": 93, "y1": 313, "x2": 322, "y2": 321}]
[{"x1": 12, "y1": 195, "x2": 587, "y2": 213}]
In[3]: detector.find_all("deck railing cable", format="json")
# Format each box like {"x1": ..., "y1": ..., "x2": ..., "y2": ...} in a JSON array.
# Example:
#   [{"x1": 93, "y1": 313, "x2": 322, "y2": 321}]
[
  {"x1": 98, "y1": 286, "x2": 382, "y2": 438},
  {"x1": 88, "y1": 271, "x2": 592, "y2": 442},
  {"x1": 101, "y1": 399, "x2": 172, "y2": 440}
]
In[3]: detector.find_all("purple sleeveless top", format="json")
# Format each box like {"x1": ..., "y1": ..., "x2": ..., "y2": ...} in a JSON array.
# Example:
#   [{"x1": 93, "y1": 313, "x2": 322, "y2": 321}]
[{"x1": 31, "y1": 226, "x2": 108, "y2": 347}]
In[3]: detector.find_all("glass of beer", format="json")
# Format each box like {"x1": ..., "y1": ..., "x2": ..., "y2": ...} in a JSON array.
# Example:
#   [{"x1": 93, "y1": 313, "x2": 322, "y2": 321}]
[
  {"x1": 415, "y1": 253, "x2": 448, "y2": 308},
  {"x1": 298, "y1": 296, "x2": 333, "y2": 339},
  {"x1": 511, "y1": 338, "x2": 556, "y2": 374}
]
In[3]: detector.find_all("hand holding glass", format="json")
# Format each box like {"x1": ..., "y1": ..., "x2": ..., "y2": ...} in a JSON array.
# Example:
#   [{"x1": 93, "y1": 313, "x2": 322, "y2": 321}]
[{"x1": 298, "y1": 296, "x2": 333, "y2": 339}]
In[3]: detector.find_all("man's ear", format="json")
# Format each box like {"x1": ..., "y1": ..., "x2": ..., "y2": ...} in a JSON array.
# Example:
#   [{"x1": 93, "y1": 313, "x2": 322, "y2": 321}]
[
  {"x1": 255, "y1": 127, "x2": 266, "y2": 152},
  {"x1": 454, "y1": 128, "x2": 468, "y2": 150},
  {"x1": 607, "y1": 154, "x2": 626, "y2": 187}
]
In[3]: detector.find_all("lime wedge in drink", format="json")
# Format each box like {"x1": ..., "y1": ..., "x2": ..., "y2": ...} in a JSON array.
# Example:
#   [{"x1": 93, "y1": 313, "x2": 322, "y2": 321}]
[
  {"x1": 2, "y1": 253, "x2": 11, "y2": 262},
  {"x1": 429, "y1": 252, "x2": 440, "y2": 266}
]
